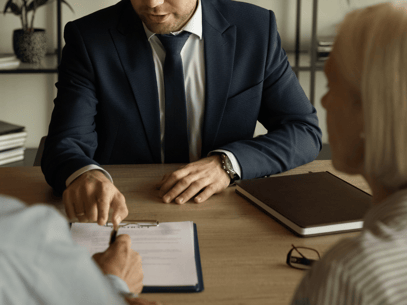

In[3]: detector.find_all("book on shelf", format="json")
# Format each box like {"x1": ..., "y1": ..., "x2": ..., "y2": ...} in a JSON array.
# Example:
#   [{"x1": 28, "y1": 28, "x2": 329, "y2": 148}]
[
  {"x1": 316, "y1": 45, "x2": 332, "y2": 61},
  {"x1": 0, "y1": 131, "x2": 27, "y2": 142},
  {"x1": 0, "y1": 55, "x2": 20, "y2": 69},
  {"x1": 316, "y1": 36, "x2": 335, "y2": 61},
  {"x1": 0, "y1": 137, "x2": 27, "y2": 151},
  {"x1": 317, "y1": 46, "x2": 333, "y2": 53},
  {"x1": 0, "y1": 120, "x2": 27, "y2": 165},
  {"x1": 0, "y1": 120, "x2": 25, "y2": 135},
  {"x1": 317, "y1": 36, "x2": 335, "y2": 46},
  {"x1": 0, "y1": 147, "x2": 25, "y2": 166},
  {"x1": 0, "y1": 55, "x2": 17, "y2": 62}
]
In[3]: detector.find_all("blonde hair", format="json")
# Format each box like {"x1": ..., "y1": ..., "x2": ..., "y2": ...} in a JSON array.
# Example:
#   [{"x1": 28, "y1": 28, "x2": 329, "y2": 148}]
[{"x1": 333, "y1": 2, "x2": 407, "y2": 190}]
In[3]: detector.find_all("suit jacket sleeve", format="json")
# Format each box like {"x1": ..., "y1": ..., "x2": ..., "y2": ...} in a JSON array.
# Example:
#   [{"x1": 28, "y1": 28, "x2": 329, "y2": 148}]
[
  {"x1": 219, "y1": 11, "x2": 322, "y2": 180},
  {"x1": 41, "y1": 21, "x2": 101, "y2": 195}
]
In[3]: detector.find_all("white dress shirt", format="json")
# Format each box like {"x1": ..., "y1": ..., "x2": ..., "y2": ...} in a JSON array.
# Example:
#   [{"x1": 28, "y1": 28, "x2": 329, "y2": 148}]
[
  {"x1": 291, "y1": 188, "x2": 407, "y2": 305},
  {"x1": 66, "y1": 0, "x2": 241, "y2": 187},
  {"x1": 0, "y1": 195, "x2": 130, "y2": 305}
]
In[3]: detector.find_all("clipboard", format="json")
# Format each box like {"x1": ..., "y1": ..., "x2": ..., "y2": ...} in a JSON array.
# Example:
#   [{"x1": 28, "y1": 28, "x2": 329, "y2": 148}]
[
  {"x1": 142, "y1": 223, "x2": 204, "y2": 293},
  {"x1": 70, "y1": 221, "x2": 204, "y2": 293}
]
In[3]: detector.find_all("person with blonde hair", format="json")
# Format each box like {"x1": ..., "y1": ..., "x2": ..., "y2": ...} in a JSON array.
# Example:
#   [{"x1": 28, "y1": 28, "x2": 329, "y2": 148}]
[{"x1": 291, "y1": 2, "x2": 407, "y2": 304}]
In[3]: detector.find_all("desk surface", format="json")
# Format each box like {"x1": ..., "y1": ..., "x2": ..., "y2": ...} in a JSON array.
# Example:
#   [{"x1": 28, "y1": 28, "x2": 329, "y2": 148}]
[{"x1": 0, "y1": 161, "x2": 371, "y2": 305}]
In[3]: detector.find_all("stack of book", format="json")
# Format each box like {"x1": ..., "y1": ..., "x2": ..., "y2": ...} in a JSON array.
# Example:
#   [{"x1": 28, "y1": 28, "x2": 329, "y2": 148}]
[
  {"x1": 0, "y1": 121, "x2": 27, "y2": 166},
  {"x1": 316, "y1": 36, "x2": 335, "y2": 62},
  {"x1": 0, "y1": 54, "x2": 21, "y2": 70}
]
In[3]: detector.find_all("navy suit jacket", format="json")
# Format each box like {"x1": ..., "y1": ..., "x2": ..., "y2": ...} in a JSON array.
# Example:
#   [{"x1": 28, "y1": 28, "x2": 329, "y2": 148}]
[{"x1": 42, "y1": 0, "x2": 322, "y2": 195}]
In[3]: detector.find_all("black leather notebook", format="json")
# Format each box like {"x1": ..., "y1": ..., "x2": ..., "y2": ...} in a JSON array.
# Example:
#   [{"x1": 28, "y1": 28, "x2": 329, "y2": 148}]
[{"x1": 236, "y1": 171, "x2": 372, "y2": 237}]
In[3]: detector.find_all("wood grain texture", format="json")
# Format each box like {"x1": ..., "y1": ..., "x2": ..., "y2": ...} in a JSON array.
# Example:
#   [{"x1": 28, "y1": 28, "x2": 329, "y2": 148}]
[{"x1": 0, "y1": 161, "x2": 371, "y2": 305}]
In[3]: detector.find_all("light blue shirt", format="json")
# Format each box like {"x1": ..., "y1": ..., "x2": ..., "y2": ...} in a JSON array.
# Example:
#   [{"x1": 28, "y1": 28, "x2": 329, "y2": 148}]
[
  {"x1": 0, "y1": 195, "x2": 130, "y2": 305},
  {"x1": 66, "y1": 0, "x2": 241, "y2": 187}
]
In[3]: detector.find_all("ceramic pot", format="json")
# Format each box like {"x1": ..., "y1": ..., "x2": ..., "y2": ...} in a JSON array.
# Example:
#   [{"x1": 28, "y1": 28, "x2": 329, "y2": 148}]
[{"x1": 13, "y1": 29, "x2": 47, "y2": 63}]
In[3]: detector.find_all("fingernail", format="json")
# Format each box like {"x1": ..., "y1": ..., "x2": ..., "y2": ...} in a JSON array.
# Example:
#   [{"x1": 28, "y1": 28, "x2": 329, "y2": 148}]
[
  {"x1": 178, "y1": 198, "x2": 184, "y2": 204},
  {"x1": 98, "y1": 219, "x2": 106, "y2": 226},
  {"x1": 163, "y1": 196, "x2": 170, "y2": 203},
  {"x1": 196, "y1": 197, "x2": 201, "y2": 202},
  {"x1": 115, "y1": 216, "x2": 121, "y2": 224}
]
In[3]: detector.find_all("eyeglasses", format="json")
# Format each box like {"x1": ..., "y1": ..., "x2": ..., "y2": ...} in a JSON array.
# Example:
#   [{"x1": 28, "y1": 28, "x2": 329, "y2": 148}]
[{"x1": 286, "y1": 244, "x2": 321, "y2": 270}]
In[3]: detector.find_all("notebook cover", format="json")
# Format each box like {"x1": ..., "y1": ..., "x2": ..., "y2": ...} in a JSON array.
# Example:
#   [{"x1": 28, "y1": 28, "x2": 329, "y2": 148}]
[
  {"x1": 236, "y1": 172, "x2": 372, "y2": 237},
  {"x1": 142, "y1": 223, "x2": 204, "y2": 293},
  {"x1": 0, "y1": 121, "x2": 25, "y2": 136}
]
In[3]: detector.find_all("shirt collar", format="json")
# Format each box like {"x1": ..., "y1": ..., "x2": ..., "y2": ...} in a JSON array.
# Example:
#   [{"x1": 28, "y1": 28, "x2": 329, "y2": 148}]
[
  {"x1": 363, "y1": 188, "x2": 407, "y2": 230},
  {"x1": 143, "y1": 0, "x2": 203, "y2": 40}
]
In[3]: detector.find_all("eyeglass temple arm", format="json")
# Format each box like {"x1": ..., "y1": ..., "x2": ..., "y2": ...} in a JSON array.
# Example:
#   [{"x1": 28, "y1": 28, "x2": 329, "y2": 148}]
[{"x1": 289, "y1": 256, "x2": 317, "y2": 266}]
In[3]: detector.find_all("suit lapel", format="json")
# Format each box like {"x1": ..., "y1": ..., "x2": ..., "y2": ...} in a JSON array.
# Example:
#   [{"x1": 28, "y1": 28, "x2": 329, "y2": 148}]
[
  {"x1": 109, "y1": 5, "x2": 161, "y2": 163},
  {"x1": 201, "y1": 0, "x2": 236, "y2": 156}
]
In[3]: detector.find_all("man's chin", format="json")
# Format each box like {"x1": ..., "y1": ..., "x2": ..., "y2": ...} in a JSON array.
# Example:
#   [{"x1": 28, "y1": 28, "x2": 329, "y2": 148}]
[
  {"x1": 143, "y1": 23, "x2": 168, "y2": 34},
  {"x1": 144, "y1": 21, "x2": 184, "y2": 34}
]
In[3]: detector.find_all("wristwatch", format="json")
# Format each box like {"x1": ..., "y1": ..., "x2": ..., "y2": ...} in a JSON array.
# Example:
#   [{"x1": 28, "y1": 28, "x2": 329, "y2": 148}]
[{"x1": 218, "y1": 153, "x2": 239, "y2": 185}]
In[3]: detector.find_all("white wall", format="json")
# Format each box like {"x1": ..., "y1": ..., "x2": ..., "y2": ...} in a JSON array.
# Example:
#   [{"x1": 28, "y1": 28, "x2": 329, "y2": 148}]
[{"x1": 0, "y1": 0, "x2": 389, "y2": 148}]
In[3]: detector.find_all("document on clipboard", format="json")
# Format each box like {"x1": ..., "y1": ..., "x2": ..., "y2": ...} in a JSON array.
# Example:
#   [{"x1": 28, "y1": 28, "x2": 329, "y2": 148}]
[{"x1": 70, "y1": 221, "x2": 204, "y2": 293}]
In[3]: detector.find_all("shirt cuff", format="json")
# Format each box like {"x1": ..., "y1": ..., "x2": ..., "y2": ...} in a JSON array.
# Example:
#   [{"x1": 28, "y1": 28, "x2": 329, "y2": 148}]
[
  {"x1": 208, "y1": 149, "x2": 242, "y2": 179},
  {"x1": 105, "y1": 274, "x2": 138, "y2": 298},
  {"x1": 66, "y1": 165, "x2": 114, "y2": 187}
]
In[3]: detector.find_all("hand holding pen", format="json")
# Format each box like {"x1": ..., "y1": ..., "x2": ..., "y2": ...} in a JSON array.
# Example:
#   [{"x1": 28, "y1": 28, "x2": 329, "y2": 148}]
[{"x1": 93, "y1": 233, "x2": 144, "y2": 296}]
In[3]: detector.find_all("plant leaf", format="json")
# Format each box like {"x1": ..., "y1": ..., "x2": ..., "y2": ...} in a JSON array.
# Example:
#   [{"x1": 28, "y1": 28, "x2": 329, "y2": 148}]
[
  {"x1": 9, "y1": 3, "x2": 21, "y2": 15},
  {"x1": 3, "y1": 0, "x2": 11, "y2": 14},
  {"x1": 61, "y1": 0, "x2": 74, "y2": 13},
  {"x1": 3, "y1": 0, "x2": 13, "y2": 14},
  {"x1": 27, "y1": 0, "x2": 49, "y2": 12},
  {"x1": 25, "y1": 0, "x2": 74, "y2": 13},
  {"x1": 3, "y1": 1, "x2": 22, "y2": 16}
]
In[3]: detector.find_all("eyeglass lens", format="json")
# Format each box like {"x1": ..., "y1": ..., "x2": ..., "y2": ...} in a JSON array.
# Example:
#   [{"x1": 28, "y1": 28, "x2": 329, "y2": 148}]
[{"x1": 288, "y1": 247, "x2": 320, "y2": 270}]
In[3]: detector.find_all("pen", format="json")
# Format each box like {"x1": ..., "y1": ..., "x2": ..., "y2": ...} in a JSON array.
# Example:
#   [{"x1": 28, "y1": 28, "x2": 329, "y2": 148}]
[
  {"x1": 109, "y1": 227, "x2": 118, "y2": 245},
  {"x1": 107, "y1": 221, "x2": 160, "y2": 245}
]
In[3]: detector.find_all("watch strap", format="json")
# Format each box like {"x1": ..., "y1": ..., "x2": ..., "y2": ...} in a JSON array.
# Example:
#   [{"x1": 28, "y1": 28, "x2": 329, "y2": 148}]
[{"x1": 218, "y1": 153, "x2": 239, "y2": 184}]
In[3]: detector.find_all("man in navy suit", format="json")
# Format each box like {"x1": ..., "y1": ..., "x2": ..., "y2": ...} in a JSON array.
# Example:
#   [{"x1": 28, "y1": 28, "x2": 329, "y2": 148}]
[{"x1": 42, "y1": 0, "x2": 322, "y2": 227}]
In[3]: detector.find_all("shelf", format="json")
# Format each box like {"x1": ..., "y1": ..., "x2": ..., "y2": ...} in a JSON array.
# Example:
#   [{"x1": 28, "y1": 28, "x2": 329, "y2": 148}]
[
  {"x1": 0, "y1": 53, "x2": 59, "y2": 74},
  {"x1": 0, "y1": 51, "x2": 324, "y2": 74},
  {"x1": 287, "y1": 51, "x2": 325, "y2": 73}
]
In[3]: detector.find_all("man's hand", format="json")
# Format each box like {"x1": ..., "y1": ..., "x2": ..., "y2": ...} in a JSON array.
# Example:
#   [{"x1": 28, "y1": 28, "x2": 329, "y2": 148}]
[
  {"x1": 93, "y1": 235, "x2": 143, "y2": 295},
  {"x1": 157, "y1": 155, "x2": 230, "y2": 204},
  {"x1": 63, "y1": 169, "x2": 128, "y2": 228}
]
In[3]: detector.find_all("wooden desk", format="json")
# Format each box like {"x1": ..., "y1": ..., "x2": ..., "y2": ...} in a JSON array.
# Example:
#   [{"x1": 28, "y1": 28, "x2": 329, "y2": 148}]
[{"x1": 0, "y1": 161, "x2": 371, "y2": 305}]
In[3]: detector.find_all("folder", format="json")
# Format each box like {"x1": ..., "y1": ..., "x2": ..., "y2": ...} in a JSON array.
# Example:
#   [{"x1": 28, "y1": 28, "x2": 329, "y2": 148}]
[
  {"x1": 236, "y1": 171, "x2": 372, "y2": 237},
  {"x1": 71, "y1": 221, "x2": 204, "y2": 293}
]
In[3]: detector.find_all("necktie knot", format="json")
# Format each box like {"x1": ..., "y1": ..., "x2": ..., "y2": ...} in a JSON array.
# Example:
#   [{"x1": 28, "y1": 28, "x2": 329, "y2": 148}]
[{"x1": 157, "y1": 31, "x2": 191, "y2": 56}]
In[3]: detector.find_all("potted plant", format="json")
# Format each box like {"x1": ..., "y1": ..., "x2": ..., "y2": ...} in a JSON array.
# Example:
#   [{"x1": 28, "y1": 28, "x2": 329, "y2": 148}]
[{"x1": 2, "y1": 0, "x2": 74, "y2": 63}]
